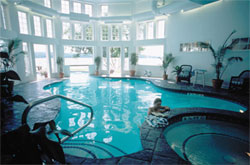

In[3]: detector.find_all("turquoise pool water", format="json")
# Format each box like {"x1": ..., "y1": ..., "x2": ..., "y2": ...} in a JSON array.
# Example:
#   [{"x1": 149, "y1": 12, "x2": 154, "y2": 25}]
[{"x1": 44, "y1": 75, "x2": 246, "y2": 159}]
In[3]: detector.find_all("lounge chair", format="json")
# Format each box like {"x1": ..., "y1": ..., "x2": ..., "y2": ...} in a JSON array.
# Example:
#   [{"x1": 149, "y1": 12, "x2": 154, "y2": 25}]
[
  {"x1": 229, "y1": 70, "x2": 250, "y2": 94},
  {"x1": 177, "y1": 65, "x2": 193, "y2": 84}
]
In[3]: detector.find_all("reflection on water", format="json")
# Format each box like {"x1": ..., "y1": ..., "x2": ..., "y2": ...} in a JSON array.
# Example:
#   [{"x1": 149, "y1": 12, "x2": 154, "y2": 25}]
[{"x1": 45, "y1": 74, "x2": 246, "y2": 158}]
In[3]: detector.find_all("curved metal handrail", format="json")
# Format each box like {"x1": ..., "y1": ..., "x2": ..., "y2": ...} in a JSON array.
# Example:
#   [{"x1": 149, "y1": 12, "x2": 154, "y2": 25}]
[{"x1": 21, "y1": 94, "x2": 94, "y2": 143}]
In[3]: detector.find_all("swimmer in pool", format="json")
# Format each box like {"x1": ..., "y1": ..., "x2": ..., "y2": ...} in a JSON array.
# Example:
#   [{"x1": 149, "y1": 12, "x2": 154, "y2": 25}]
[{"x1": 148, "y1": 98, "x2": 170, "y2": 116}]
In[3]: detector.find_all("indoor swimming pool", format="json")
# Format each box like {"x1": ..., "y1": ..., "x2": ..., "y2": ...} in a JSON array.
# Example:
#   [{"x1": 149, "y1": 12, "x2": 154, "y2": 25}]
[{"x1": 44, "y1": 75, "x2": 247, "y2": 159}]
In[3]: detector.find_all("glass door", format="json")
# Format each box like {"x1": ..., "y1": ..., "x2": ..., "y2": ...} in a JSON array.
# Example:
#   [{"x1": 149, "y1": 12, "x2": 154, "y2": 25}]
[
  {"x1": 109, "y1": 47, "x2": 121, "y2": 76},
  {"x1": 33, "y1": 44, "x2": 49, "y2": 80}
]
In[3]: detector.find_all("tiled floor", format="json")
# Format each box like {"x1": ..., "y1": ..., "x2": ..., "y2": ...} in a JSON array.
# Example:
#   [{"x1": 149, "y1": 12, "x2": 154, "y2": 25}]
[{"x1": 1, "y1": 75, "x2": 249, "y2": 164}]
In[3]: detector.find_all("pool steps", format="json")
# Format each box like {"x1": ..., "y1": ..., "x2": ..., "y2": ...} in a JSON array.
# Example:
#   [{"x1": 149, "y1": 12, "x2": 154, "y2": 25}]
[{"x1": 21, "y1": 95, "x2": 94, "y2": 143}]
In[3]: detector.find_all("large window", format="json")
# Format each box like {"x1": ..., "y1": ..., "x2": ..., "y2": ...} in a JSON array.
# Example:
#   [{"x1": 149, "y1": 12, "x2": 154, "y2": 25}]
[
  {"x1": 1, "y1": 4, "x2": 11, "y2": 30},
  {"x1": 44, "y1": 0, "x2": 51, "y2": 8},
  {"x1": 147, "y1": 22, "x2": 154, "y2": 39},
  {"x1": 101, "y1": 5, "x2": 108, "y2": 16},
  {"x1": 85, "y1": 4, "x2": 92, "y2": 17},
  {"x1": 137, "y1": 45, "x2": 164, "y2": 66},
  {"x1": 18, "y1": 11, "x2": 29, "y2": 34},
  {"x1": 85, "y1": 25, "x2": 93, "y2": 40},
  {"x1": 124, "y1": 47, "x2": 129, "y2": 71},
  {"x1": 137, "y1": 23, "x2": 145, "y2": 40},
  {"x1": 61, "y1": 0, "x2": 69, "y2": 14},
  {"x1": 33, "y1": 16, "x2": 42, "y2": 36},
  {"x1": 180, "y1": 41, "x2": 209, "y2": 52},
  {"x1": 111, "y1": 25, "x2": 119, "y2": 41},
  {"x1": 50, "y1": 45, "x2": 56, "y2": 73},
  {"x1": 157, "y1": 20, "x2": 165, "y2": 38},
  {"x1": 22, "y1": 42, "x2": 32, "y2": 76},
  {"x1": 46, "y1": 19, "x2": 53, "y2": 38},
  {"x1": 62, "y1": 22, "x2": 71, "y2": 39},
  {"x1": 101, "y1": 25, "x2": 109, "y2": 41},
  {"x1": 122, "y1": 24, "x2": 130, "y2": 41},
  {"x1": 73, "y1": 2, "x2": 81, "y2": 13},
  {"x1": 64, "y1": 45, "x2": 94, "y2": 65},
  {"x1": 74, "y1": 23, "x2": 82, "y2": 40}
]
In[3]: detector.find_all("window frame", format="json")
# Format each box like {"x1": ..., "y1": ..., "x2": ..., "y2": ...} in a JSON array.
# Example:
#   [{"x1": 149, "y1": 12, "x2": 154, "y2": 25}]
[
  {"x1": 146, "y1": 21, "x2": 154, "y2": 40},
  {"x1": 44, "y1": 0, "x2": 51, "y2": 8},
  {"x1": 46, "y1": 19, "x2": 53, "y2": 38},
  {"x1": 101, "y1": 25, "x2": 109, "y2": 41},
  {"x1": 61, "y1": 0, "x2": 70, "y2": 14},
  {"x1": 74, "y1": 23, "x2": 83, "y2": 40},
  {"x1": 137, "y1": 23, "x2": 145, "y2": 40},
  {"x1": 33, "y1": 15, "x2": 42, "y2": 36},
  {"x1": 73, "y1": 2, "x2": 82, "y2": 13},
  {"x1": 156, "y1": 20, "x2": 165, "y2": 39},
  {"x1": 121, "y1": 24, "x2": 130, "y2": 41},
  {"x1": 18, "y1": 11, "x2": 29, "y2": 34},
  {"x1": 111, "y1": 25, "x2": 119, "y2": 41},
  {"x1": 85, "y1": 24, "x2": 93, "y2": 41},
  {"x1": 101, "y1": 5, "x2": 108, "y2": 17},
  {"x1": 85, "y1": 4, "x2": 93, "y2": 17},
  {"x1": 22, "y1": 42, "x2": 33, "y2": 77},
  {"x1": 137, "y1": 45, "x2": 164, "y2": 66},
  {"x1": 62, "y1": 22, "x2": 71, "y2": 39}
]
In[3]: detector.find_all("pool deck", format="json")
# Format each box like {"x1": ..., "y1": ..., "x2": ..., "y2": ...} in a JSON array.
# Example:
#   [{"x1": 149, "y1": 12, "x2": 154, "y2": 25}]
[{"x1": 1, "y1": 75, "x2": 249, "y2": 164}]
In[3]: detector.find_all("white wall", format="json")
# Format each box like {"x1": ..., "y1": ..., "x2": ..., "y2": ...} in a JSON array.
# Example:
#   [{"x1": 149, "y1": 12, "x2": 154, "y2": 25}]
[
  {"x1": 134, "y1": 0, "x2": 153, "y2": 14},
  {"x1": 98, "y1": 3, "x2": 132, "y2": 17},
  {"x1": 165, "y1": 0, "x2": 249, "y2": 87}
]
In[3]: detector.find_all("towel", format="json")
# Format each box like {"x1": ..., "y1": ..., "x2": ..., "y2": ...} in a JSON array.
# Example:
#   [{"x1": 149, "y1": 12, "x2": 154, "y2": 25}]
[{"x1": 145, "y1": 115, "x2": 169, "y2": 128}]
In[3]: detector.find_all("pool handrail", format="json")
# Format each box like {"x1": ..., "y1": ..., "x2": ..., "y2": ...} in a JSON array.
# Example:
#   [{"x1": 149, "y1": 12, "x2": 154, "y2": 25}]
[{"x1": 21, "y1": 94, "x2": 94, "y2": 143}]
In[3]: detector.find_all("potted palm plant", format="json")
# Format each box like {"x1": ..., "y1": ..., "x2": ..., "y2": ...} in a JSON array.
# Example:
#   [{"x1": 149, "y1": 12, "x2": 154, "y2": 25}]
[
  {"x1": 0, "y1": 38, "x2": 28, "y2": 104},
  {"x1": 162, "y1": 53, "x2": 175, "y2": 80},
  {"x1": 1, "y1": 39, "x2": 24, "y2": 94},
  {"x1": 199, "y1": 30, "x2": 243, "y2": 89},
  {"x1": 130, "y1": 53, "x2": 138, "y2": 76},
  {"x1": 56, "y1": 57, "x2": 64, "y2": 78},
  {"x1": 172, "y1": 65, "x2": 182, "y2": 82},
  {"x1": 94, "y1": 56, "x2": 101, "y2": 75}
]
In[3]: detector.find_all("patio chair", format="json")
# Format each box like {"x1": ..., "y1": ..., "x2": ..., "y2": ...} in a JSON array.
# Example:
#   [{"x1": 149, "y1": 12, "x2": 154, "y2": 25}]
[
  {"x1": 177, "y1": 65, "x2": 193, "y2": 84},
  {"x1": 229, "y1": 70, "x2": 250, "y2": 94}
]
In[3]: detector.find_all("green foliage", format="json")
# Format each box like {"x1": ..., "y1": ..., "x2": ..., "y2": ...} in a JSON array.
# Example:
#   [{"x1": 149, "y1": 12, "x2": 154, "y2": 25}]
[
  {"x1": 110, "y1": 47, "x2": 121, "y2": 58},
  {"x1": 0, "y1": 39, "x2": 27, "y2": 104},
  {"x1": 130, "y1": 53, "x2": 138, "y2": 65},
  {"x1": 198, "y1": 30, "x2": 243, "y2": 80},
  {"x1": 162, "y1": 53, "x2": 175, "y2": 73},
  {"x1": 172, "y1": 65, "x2": 182, "y2": 75},
  {"x1": 138, "y1": 47, "x2": 145, "y2": 52},
  {"x1": 0, "y1": 38, "x2": 25, "y2": 72},
  {"x1": 72, "y1": 46, "x2": 93, "y2": 58},
  {"x1": 94, "y1": 56, "x2": 101, "y2": 71},
  {"x1": 56, "y1": 57, "x2": 64, "y2": 72}
]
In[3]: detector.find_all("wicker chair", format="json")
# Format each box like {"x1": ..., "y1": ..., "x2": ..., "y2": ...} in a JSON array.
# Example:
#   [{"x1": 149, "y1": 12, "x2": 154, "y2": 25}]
[
  {"x1": 229, "y1": 70, "x2": 250, "y2": 93},
  {"x1": 177, "y1": 65, "x2": 193, "y2": 84}
]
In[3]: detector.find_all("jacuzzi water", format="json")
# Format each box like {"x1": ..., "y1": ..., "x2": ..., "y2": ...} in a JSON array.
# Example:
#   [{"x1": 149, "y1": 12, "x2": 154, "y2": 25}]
[
  {"x1": 44, "y1": 74, "x2": 246, "y2": 159},
  {"x1": 164, "y1": 120, "x2": 249, "y2": 165}
]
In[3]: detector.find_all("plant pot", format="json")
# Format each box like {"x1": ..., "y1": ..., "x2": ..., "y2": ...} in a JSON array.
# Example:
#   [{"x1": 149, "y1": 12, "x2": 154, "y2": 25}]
[
  {"x1": 212, "y1": 79, "x2": 224, "y2": 89},
  {"x1": 110, "y1": 70, "x2": 114, "y2": 74},
  {"x1": 130, "y1": 70, "x2": 136, "y2": 76},
  {"x1": 59, "y1": 72, "x2": 64, "y2": 78},
  {"x1": 176, "y1": 76, "x2": 180, "y2": 83},
  {"x1": 95, "y1": 71, "x2": 99, "y2": 76},
  {"x1": 44, "y1": 73, "x2": 48, "y2": 78},
  {"x1": 163, "y1": 74, "x2": 168, "y2": 80}
]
